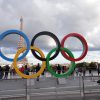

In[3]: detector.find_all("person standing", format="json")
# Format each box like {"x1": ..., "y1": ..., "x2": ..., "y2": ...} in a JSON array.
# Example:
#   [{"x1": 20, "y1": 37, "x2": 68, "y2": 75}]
[
  {"x1": 0, "y1": 66, "x2": 3, "y2": 79},
  {"x1": 78, "y1": 67, "x2": 82, "y2": 76},
  {"x1": 75, "y1": 68, "x2": 79, "y2": 76},
  {"x1": 89, "y1": 69, "x2": 91, "y2": 76},
  {"x1": 36, "y1": 63, "x2": 40, "y2": 81},
  {"x1": 20, "y1": 66, "x2": 25, "y2": 73},
  {"x1": 83, "y1": 67, "x2": 86, "y2": 76},
  {"x1": 96, "y1": 63, "x2": 100, "y2": 76},
  {"x1": 57, "y1": 64, "x2": 61, "y2": 74},
  {"x1": 24, "y1": 65, "x2": 29, "y2": 75},
  {"x1": 4, "y1": 65, "x2": 10, "y2": 79},
  {"x1": 62, "y1": 66, "x2": 67, "y2": 73}
]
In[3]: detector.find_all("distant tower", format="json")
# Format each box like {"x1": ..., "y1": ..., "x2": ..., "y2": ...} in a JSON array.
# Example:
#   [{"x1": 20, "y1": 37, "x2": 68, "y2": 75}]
[
  {"x1": 17, "y1": 17, "x2": 28, "y2": 64},
  {"x1": 18, "y1": 16, "x2": 24, "y2": 49}
]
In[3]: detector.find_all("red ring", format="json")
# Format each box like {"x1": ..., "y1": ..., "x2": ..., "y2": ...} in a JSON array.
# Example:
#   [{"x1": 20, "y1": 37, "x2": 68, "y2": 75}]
[{"x1": 61, "y1": 33, "x2": 88, "y2": 62}]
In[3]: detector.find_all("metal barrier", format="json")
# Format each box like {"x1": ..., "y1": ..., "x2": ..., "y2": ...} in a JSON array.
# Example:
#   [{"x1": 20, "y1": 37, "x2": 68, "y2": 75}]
[{"x1": 0, "y1": 76, "x2": 99, "y2": 100}]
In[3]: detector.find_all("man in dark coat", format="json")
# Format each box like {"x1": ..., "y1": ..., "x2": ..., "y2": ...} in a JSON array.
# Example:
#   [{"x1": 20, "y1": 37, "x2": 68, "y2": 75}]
[
  {"x1": 4, "y1": 65, "x2": 10, "y2": 79},
  {"x1": 57, "y1": 64, "x2": 61, "y2": 74},
  {"x1": 0, "y1": 66, "x2": 3, "y2": 79},
  {"x1": 36, "y1": 63, "x2": 40, "y2": 81}
]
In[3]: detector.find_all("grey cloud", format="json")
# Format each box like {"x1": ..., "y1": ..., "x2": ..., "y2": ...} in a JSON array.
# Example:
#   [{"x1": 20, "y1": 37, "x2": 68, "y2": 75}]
[{"x1": 0, "y1": 0, "x2": 100, "y2": 53}]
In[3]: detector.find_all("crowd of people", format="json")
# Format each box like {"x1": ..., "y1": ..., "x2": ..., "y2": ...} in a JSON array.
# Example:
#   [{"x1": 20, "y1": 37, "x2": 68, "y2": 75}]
[
  {"x1": 0, "y1": 64, "x2": 69, "y2": 80},
  {"x1": 0, "y1": 65, "x2": 16, "y2": 79},
  {"x1": 0, "y1": 63, "x2": 100, "y2": 80},
  {"x1": 75, "y1": 67, "x2": 100, "y2": 76},
  {"x1": 0, "y1": 63, "x2": 43, "y2": 80}
]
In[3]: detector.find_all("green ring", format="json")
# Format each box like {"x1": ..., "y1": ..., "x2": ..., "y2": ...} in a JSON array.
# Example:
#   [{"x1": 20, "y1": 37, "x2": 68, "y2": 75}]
[{"x1": 46, "y1": 47, "x2": 76, "y2": 78}]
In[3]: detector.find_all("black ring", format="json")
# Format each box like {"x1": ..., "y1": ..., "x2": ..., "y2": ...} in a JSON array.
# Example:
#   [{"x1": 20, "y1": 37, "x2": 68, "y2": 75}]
[{"x1": 31, "y1": 31, "x2": 61, "y2": 61}]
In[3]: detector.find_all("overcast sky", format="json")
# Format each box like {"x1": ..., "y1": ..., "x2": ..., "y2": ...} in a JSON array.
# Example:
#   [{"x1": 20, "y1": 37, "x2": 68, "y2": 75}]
[{"x1": 0, "y1": 0, "x2": 100, "y2": 55}]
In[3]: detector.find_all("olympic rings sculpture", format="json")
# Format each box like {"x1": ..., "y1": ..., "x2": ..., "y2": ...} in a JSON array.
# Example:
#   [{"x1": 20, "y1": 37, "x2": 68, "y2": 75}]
[{"x1": 0, "y1": 30, "x2": 88, "y2": 78}]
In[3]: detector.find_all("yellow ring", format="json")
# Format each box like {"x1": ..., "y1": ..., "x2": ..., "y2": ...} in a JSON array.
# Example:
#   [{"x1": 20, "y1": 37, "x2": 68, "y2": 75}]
[{"x1": 13, "y1": 46, "x2": 46, "y2": 79}]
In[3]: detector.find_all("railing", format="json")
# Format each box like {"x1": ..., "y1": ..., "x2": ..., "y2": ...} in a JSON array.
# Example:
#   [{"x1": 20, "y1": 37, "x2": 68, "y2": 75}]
[{"x1": 0, "y1": 75, "x2": 100, "y2": 100}]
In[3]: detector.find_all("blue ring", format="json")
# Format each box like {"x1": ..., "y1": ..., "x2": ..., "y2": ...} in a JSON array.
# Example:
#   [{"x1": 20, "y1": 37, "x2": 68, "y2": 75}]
[{"x1": 0, "y1": 30, "x2": 30, "y2": 62}]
